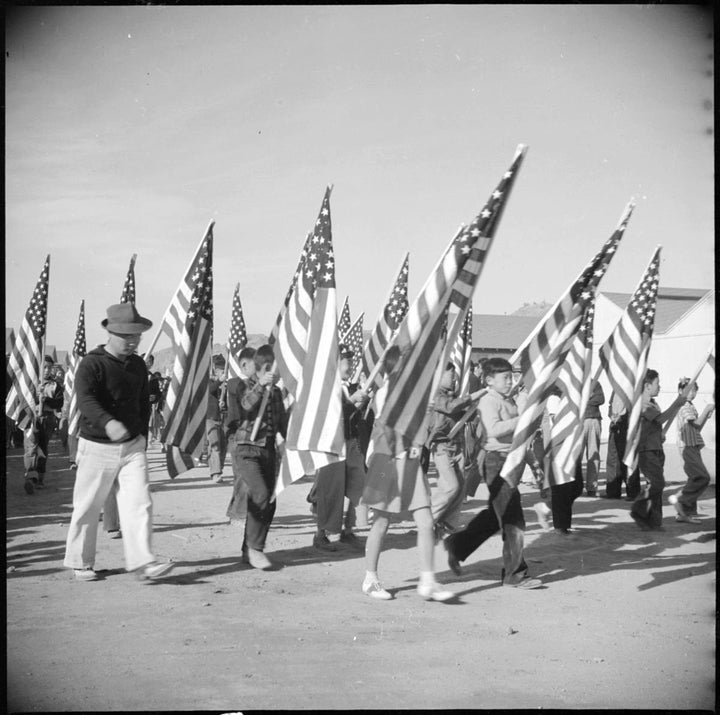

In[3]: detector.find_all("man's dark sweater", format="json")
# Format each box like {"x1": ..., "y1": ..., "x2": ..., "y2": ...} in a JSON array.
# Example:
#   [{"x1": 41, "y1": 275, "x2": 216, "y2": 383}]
[{"x1": 75, "y1": 346, "x2": 150, "y2": 443}]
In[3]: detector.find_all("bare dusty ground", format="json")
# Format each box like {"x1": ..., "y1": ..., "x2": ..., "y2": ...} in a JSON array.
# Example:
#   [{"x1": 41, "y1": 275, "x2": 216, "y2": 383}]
[{"x1": 5, "y1": 437, "x2": 716, "y2": 712}]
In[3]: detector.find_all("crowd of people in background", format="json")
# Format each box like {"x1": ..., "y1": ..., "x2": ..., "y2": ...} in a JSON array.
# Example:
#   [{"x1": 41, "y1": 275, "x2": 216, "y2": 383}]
[{"x1": 5, "y1": 307, "x2": 715, "y2": 596}]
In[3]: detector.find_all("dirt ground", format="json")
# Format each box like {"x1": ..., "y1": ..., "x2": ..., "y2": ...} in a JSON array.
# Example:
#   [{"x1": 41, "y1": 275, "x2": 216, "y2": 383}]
[{"x1": 5, "y1": 436, "x2": 716, "y2": 712}]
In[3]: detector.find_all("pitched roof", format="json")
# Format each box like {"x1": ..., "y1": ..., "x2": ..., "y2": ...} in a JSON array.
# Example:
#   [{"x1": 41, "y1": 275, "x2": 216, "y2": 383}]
[
  {"x1": 471, "y1": 314, "x2": 539, "y2": 351},
  {"x1": 55, "y1": 350, "x2": 70, "y2": 366},
  {"x1": 600, "y1": 287, "x2": 712, "y2": 334}
]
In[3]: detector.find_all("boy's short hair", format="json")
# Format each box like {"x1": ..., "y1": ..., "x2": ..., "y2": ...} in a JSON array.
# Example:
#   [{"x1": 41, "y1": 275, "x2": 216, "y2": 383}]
[
  {"x1": 255, "y1": 344, "x2": 275, "y2": 367},
  {"x1": 382, "y1": 345, "x2": 401, "y2": 374},
  {"x1": 483, "y1": 357, "x2": 513, "y2": 379},
  {"x1": 643, "y1": 368, "x2": 659, "y2": 386},
  {"x1": 238, "y1": 347, "x2": 256, "y2": 362}
]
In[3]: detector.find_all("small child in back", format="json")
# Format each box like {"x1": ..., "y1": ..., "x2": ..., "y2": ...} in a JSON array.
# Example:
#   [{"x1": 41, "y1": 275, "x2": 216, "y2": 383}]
[{"x1": 669, "y1": 378, "x2": 715, "y2": 524}]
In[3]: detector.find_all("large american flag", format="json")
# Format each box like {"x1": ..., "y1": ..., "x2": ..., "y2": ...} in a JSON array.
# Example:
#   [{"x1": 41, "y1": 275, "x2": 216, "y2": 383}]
[
  {"x1": 161, "y1": 223, "x2": 214, "y2": 478},
  {"x1": 598, "y1": 246, "x2": 660, "y2": 472},
  {"x1": 499, "y1": 201, "x2": 634, "y2": 485},
  {"x1": 341, "y1": 312, "x2": 364, "y2": 378},
  {"x1": 120, "y1": 254, "x2": 137, "y2": 303},
  {"x1": 6, "y1": 256, "x2": 50, "y2": 430},
  {"x1": 361, "y1": 252, "x2": 409, "y2": 381},
  {"x1": 274, "y1": 187, "x2": 345, "y2": 493},
  {"x1": 337, "y1": 296, "x2": 352, "y2": 339},
  {"x1": 377, "y1": 146, "x2": 527, "y2": 449},
  {"x1": 546, "y1": 293, "x2": 598, "y2": 483},
  {"x1": 226, "y1": 283, "x2": 248, "y2": 380},
  {"x1": 63, "y1": 300, "x2": 87, "y2": 438}
]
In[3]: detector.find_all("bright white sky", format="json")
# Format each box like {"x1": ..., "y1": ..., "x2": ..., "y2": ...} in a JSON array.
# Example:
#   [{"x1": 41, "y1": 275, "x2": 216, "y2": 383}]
[{"x1": 5, "y1": 5, "x2": 714, "y2": 352}]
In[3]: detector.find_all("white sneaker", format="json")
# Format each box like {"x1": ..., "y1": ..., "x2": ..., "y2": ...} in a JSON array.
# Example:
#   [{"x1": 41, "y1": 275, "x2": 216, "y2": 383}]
[
  {"x1": 73, "y1": 568, "x2": 98, "y2": 581},
  {"x1": 417, "y1": 581, "x2": 455, "y2": 602},
  {"x1": 137, "y1": 561, "x2": 175, "y2": 580},
  {"x1": 362, "y1": 579, "x2": 392, "y2": 600}
]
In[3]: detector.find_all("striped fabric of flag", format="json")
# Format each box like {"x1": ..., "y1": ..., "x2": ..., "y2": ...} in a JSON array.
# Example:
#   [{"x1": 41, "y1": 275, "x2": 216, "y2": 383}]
[
  {"x1": 275, "y1": 187, "x2": 345, "y2": 493},
  {"x1": 337, "y1": 296, "x2": 352, "y2": 339},
  {"x1": 269, "y1": 231, "x2": 313, "y2": 346},
  {"x1": 598, "y1": 247, "x2": 660, "y2": 472},
  {"x1": 226, "y1": 283, "x2": 248, "y2": 380},
  {"x1": 361, "y1": 253, "x2": 409, "y2": 381},
  {"x1": 341, "y1": 312, "x2": 364, "y2": 377},
  {"x1": 161, "y1": 223, "x2": 214, "y2": 478},
  {"x1": 6, "y1": 256, "x2": 50, "y2": 430},
  {"x1": 451, "y1": 307, "x2": 473, "y2": 397},
  {"x1": 499, "y1": 202, "x2": 634, "y2": 485},
  {"x1": 63, "y1": 300, "x2": 87, "y2": 437},
  {"x1": 708, "y1": 352, "x2": 716, "y2": 373},
  {"x1": 120, "y1": 255, "x2": 137, "y2": 304},
  {"x1": 378, "y1": 146, "x2": 527, "y2": 448},
  {"x1": 546, "y1": 293, "x2": 598, "y2": 483}
]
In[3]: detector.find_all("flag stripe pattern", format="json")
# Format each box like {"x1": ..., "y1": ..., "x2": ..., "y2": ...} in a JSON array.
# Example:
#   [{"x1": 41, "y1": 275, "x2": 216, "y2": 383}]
[
  {"x1": 361, "y1": 253, "x2": 410, "y2": 380},
  {"x1": 341, "y1": 313, "x2": 364, "y2": 377},
  {"x1": 379, "y1": 146, "x2": 527, "y2": 447},
  {"x1": 337, "y1": 296, "x2": 352, "y2": 339},
  {"x1": 275, "y1": 187, "x2": 345, "y2": 494},
  {"x1": 500, "y1": 202, "x2": 634, "y2": 484},
  {"x1": 161, "y1": 224, "x2": 214, "y2": 478},
  {"x1": 598, "y1": 247, "x2": 660, "y2": 472},
  {"x1": 451, "y1": 307, "x2": 473, "y2": 397},
  {"x1": 227, "y1": 284, "x2": 248, "y2": 380},
  {"x1": 6, "y1": 256, "x2": 51, "y2": 430},
  {"x1": 63, "y1": 300, "x2": 87, "y2": 437},
  {"x1": 120, "y1": 256, "x2": 136, "y2": 304},
  {"x1": 547, "y1": 294, "x2": 597, "y2": 483}
]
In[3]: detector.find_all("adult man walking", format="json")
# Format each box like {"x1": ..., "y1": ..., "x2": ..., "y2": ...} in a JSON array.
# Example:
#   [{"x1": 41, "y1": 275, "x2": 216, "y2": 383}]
[{"x1": 63, "y1": 303, "x2": 174, "y2": 582}]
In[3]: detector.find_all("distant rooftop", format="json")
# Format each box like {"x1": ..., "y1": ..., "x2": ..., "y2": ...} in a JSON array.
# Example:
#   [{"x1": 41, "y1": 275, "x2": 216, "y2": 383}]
[
  {"x1": 602, "y1": 287, "x2": 712, "y2": 334},
  {"x1": 472, "y1": 314, "x2": 539, "y2": 351}
]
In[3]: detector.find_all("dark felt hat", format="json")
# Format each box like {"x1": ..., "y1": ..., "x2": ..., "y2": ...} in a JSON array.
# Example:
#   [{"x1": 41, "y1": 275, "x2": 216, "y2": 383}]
[{"x1": 101, "y1": 303, "x2": 153, "y2": 333}]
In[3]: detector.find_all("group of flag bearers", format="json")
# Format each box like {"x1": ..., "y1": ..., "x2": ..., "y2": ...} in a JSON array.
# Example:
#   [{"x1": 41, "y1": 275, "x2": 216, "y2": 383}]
[{"x1": 6, "y1": 144, "x2": 715, "y2": 592}]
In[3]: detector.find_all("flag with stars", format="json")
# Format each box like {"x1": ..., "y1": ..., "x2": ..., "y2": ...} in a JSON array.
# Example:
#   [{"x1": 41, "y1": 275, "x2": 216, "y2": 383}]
[
  {"x1": 598, "y1": 246, "x2": 660, "y2": 472},
  {"x1": 119, "y1": 255, "x2": 137, "y2": 304},
  {"x1": 341, "y1": 312, "x2": 364, "y2": 378},
  {"x1": 275, "y1": 187, "x2": 345, "y2": 493},
  {"x1": 546, "y1": 291, "x2": 600, "y2": 483},
  {"x1": 161, "y1": 223, "x2": 214, "y2": 478},
  {"x1": 337, "y1": 296, "x2": 352, "y2": 339},
  {"x1": 6, "y1": 256, "x2": 51, "y2": 430},
  {"x1": 499, "y1": 202, "x2": 634, "y2": 486},
  {"x1": 451, "y1": 307, "x2": 473, "y2": 397},
  {"x1": 361, "y1": 252, "x2": 409, "y2": 381},
  {"x1": 378, "y1": 146, "x2": 526, "y2": 449},
  {"x1": 226, "y1": 283, "x2": 248, "y2": 380},
  {"x1": 63, "y1": 300, "x2": 87, "y2": 437}
]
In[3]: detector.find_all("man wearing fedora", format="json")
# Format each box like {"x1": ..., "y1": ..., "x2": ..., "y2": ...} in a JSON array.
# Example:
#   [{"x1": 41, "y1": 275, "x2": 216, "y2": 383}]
[{"x1": 63, "y1": 303, "x2": 174, "y2": 581}]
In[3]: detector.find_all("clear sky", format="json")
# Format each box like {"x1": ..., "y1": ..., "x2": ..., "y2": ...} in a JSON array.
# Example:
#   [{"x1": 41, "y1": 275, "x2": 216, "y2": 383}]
[{"x1": 5, "y1": 5, "x2": 714, "y2": 353}]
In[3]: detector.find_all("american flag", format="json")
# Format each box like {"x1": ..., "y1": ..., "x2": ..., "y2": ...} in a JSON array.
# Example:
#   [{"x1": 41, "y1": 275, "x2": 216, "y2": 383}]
[
  {"x1": 274, "y1": 187, "x2": 345, "y2": 493},
  {"x1": 6, "y1": 256, "x2": 50, "y2": 430},
  {"x1": 226, "y1": 283, "x2": 248, "y2": 380},
  {"x1": 377, "y1": 146, "x2": 527, "y2": 449},
  {"x1": 499, "y1": 202, "x2": 634, "y2": 485},
  {"x1": 161, "y1": 223, "x2": 214, "y2": 478},
  {"x1": 120, "y1": 254, "x2": 137, "y2": 304},
  {"x1": 337, "y1": 296, "x2": 352, "y2": 339},
  {"x1": 361, "y1": 252, "x2": 409, "y2": 381},
  {"x1": 546, "y1": 293, "x2": 598, "y2": 483},
  {"x1": 63, "y1": 300, "x2": 87, "y2": 438},
  {"x1": 341, "y1": 312, "x2": 364, "y2": 378},
  {"x1": 269, "y1": 231, "x2": 313, "y2": 347},
  {"x1": 451, "y1": 307, "x2": 473, "y2": 397},
  {"x1": 598, "y1": 246, "x2": 660, "y2": 472}
]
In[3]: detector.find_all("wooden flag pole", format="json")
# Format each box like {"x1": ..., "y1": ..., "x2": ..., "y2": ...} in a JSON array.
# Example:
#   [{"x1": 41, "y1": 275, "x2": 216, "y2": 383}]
[{"x1": 144, "y1": 220, "x2": 215, "y2": 359}]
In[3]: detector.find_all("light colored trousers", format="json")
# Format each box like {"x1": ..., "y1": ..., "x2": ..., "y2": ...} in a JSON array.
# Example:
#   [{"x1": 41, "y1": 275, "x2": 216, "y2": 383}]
[
  {"x1": 63, "y1": 435, "x2": 155, "y2": 571},
  {"x1": 431, "y1": 441, "x2": 466, "y2": 528}
]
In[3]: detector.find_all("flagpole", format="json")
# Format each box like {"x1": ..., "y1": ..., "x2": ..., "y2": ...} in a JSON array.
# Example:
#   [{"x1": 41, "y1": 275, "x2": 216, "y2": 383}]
[{"x1": 144, "y1": 220, "x2": 215, "y2": 358}]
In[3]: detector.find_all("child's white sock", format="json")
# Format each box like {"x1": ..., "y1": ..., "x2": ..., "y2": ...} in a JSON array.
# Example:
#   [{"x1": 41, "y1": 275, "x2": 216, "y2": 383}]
[
  {"x1": 419, "y1": 570, "x2": 436, "y2": 586},
  {"x1": 364, "y1": 570, "x2": 379, "y2": 584}
]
